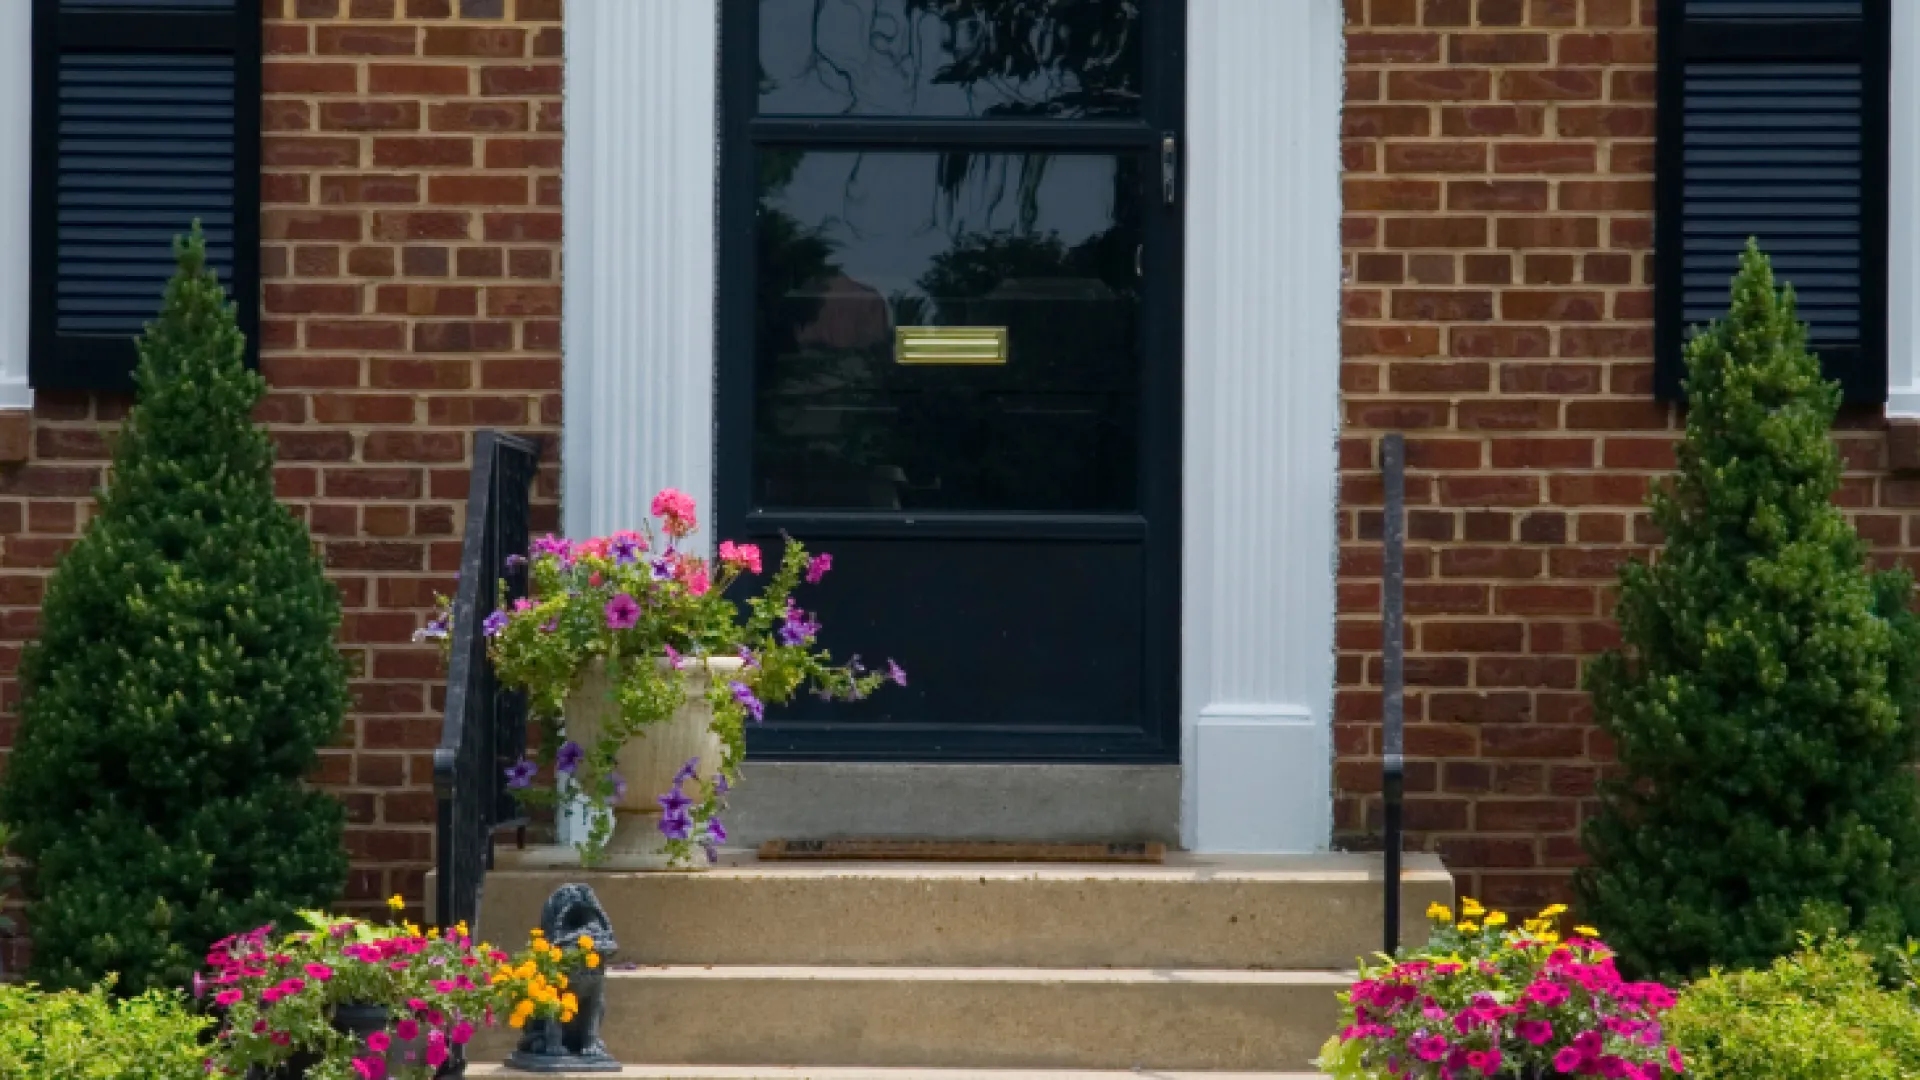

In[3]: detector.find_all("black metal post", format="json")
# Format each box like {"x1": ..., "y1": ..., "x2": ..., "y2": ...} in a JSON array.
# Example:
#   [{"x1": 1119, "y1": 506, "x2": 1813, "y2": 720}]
[{"x1": 1382, "y1": 433, "x2": 1406, "y2": 957}]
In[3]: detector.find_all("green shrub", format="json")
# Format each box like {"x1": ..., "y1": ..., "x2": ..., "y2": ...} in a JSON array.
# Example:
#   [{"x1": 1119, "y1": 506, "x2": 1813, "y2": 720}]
[
  {"x1": 0, "y1": 228, "x2": 348, "y2": 992},
  {"x1": 0, "y1": 980, "x2": 209, "y2": 1079},
  {"x1": 1668, "y1": 937, "x2": 1920, "y2": 1080},
  {"x1": 1578, "y1": 241, "x2": 1920, "y2": 981}
]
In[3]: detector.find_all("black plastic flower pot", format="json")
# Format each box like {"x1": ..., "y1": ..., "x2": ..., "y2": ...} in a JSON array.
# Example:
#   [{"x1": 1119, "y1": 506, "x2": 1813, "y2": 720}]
[{"x1": 244, "y1": 1004, "x2": 465, "y2": 1080}]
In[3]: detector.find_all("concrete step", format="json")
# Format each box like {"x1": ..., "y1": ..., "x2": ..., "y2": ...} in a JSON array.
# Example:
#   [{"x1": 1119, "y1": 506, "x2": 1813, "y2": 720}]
[
  {"x1": 472, "y1": 850, "x2": 1449, "y2": 970},
  {"x1": 470, "y1": 1060, "x2": 1328, "y2": 1068},
  {"x1": 470, "y1": 965, "x2": 1350, "y2": 1072}
]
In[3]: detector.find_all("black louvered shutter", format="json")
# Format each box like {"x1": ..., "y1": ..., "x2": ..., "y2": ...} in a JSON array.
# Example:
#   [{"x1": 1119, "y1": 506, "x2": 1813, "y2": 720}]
[
  {"x1": 30, "y1": 0, "x2": 261, "y2": 391},
  {"x1": 1655, "y1": 0, "x2": 1890, "y2": 402}
]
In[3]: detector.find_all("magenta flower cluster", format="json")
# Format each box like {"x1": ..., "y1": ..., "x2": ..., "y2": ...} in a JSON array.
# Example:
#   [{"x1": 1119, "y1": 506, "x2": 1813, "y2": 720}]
[
  {"x1": 1329, "y1": 913, "x2": 1682, "y2": 1080},
  {"x1": 197, "y1": 918, "x2": 502, "y2": 1079}
]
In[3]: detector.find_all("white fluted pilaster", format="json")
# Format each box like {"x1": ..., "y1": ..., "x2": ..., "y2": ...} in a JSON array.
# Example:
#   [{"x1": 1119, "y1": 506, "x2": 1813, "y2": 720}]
[
  {"x1": 0, "y1": 2, "x2": 31, "y2": 411},
  {"x1": 1181, "y1": 0, "x2": 1344, "y2": 852},
  {"x1": 562, "y1": 0, "x2": 717, "y2": 541}
]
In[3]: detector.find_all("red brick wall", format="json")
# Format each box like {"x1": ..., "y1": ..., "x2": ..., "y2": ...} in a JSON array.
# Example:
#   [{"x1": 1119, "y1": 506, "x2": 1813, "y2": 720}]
[
  {"x1": 1338, "y1": 0, "x2": 1662, "y2": 909},
  {"x1": 0, "y1": 0, "x2": 563, "y2": 927},
  {"x1": 1337, "y1": 0, "x2": 1916, "y2": 909}
]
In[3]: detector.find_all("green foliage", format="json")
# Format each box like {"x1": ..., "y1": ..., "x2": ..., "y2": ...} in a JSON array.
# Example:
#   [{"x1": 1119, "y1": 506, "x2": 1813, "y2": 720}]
[
  {"x1": 1578, "y1": 241, "x2": 1920, "y2": 981},
  {"x1": 0, "y1": 980, "x2": 210, "y2": 1080},
  {"x1": 0, "y1": 228, "x2": 348, "y2": 993},
  {"x1": 1668, "y1": 937, "x2": 1920, "y2": 1080}
]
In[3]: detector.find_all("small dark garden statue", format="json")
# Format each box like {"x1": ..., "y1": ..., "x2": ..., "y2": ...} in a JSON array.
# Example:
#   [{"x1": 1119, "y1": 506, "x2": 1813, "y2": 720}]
[{"x1": 507, "y1": 884, "x2": 620, "y2": 1073}]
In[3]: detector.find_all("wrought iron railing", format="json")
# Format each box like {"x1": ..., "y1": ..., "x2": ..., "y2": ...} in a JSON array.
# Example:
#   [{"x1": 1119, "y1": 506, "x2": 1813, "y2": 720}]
[
  {"x1": 433, "y1": 430, "x2": 540, "y2": 931},
  {"x1": 1381, "y1": 432, "x2": 1407, "y2": 955}
]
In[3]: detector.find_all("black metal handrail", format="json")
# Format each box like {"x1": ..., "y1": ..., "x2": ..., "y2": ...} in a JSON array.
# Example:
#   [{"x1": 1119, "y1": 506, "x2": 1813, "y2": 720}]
[
  {"x1": 433, "y1": 430, "x2": 540, "y2": 931},
  {"x1": 1382, "y1": 432, "x2": 1407, "y2": 956}
]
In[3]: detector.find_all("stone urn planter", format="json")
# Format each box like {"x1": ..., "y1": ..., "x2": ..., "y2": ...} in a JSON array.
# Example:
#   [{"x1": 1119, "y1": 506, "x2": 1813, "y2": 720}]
[{"x1": 562, "y1": 656, "x2": 741, "y2": 867}]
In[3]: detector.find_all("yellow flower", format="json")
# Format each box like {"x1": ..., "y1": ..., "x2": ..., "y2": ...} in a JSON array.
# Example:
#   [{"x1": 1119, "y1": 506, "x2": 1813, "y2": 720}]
[
  {"x1": 562, "y1": 993, "x2": 578, "y2": 1012},
  {"x1": 1457, "y1": 921, "x2": 1480, "y2": 933},
  {"x1": 1541, "y1": 904, "x2": 1569, "y2": 917},
  {"x1": 387, "y1": 894, "x2": 405, "y2": 912},
  {"x1": 577, "y1": 934, "x2": 594, "y2": 950},
  {"x1": 531, "y1": 928, "x2": 545, "y2": 938},
  {"x1": 1537, "y1": 932, "x2": 1561, "y2": 946},
  {"x1": 1484, "y1": 912, "x2": 1509, "y2": 928},
  {"x1": 585, "y1": 953, "x2": 601, "y2": 969},
  {"x1": 558, "y1": 974, "x2": 569, "y2": 990},
  {"x1": 509, "y1": 1012, "x2": 527, "y2": 1029},
  {"x1": 1460, "y1": 898, "x2": 1485, "y2": 917},
  {"x1": 1426, "y1": 903, "x2": 1452, "y2": 922},
  {"x1": 428, "y1": 927, "x2": 441, "y2": 940},
  {"x1": 1574, "y1": 925, "x2": 1599, "y2": 938}
]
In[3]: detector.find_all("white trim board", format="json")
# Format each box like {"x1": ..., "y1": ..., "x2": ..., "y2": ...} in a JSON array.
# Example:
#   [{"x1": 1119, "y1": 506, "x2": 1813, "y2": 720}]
[
  {"x1": 561, "y1": 0, "x2": 1347, "y2": 854},
  {"x1": 1888, "y1": 2, "x2": 1920, "y2": 415}
]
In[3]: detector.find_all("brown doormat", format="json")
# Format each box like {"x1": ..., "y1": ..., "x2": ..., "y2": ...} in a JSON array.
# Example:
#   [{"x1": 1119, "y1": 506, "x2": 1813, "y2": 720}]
[{"x1": 757, "y1": 839, "x2": 1167, "y2": 863}]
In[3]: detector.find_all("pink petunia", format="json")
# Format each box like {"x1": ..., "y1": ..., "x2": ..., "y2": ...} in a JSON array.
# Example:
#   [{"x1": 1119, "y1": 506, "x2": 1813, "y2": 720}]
[
  {"x1": 396, "y1": 1018, "x2": 420, "y2": 1040},
  {"x1": 1516, "y1": 1019, "x2": 1553, "y2": 1046},
  {"x1": 352, "y1": 1058, "x2": 386, "y2": 1080},
  {"x1": 450, "y1": 1021, "x2": 475, "y2": 1046},
  {"x1": 366, "y1": 1031, "x2": 391, "y2": 1053},
  {"x1": 427, "y1": 1031, "x2": 450, "y2": 1068},
  {"x1": 605, "y1": 592, "x2": 641, "y2": 630},
  {"x1": 1410, "y1": 1033, "x2": 1449, "y2": 1062},
  {"x1": 1553, "y1": 1045, "x2": 1586, "y2": 1073},
  {"x1": 805, "y1": 552, "x2": 832, "y2": 584},
  {"x1": 214, "y1": 990, "x2": 243, "y2": 1007},
  {"x1": 305, "y1": 963, "x2": 333, "y2": 982}
]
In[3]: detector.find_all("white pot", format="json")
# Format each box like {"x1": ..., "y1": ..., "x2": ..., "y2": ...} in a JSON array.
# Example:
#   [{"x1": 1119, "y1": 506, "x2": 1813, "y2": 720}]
[{"x1": 560, "y1": 655, "x2": 741, "y2": 868}]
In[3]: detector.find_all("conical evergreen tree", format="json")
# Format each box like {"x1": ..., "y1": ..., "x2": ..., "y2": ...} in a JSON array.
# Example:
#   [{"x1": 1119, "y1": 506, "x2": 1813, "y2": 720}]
[
  {"x1": 1578, "y1": 242, "x2": 1920, "y2": 981},
  {"x1": 0, "y1": 229, "x2": 347, "y2": 992}
]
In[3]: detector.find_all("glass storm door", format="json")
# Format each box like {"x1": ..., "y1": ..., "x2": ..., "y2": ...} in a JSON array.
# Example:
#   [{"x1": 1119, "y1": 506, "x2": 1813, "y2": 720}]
[{"x1": 717, "y1": 0, "x2": 1184, "y2": 761}]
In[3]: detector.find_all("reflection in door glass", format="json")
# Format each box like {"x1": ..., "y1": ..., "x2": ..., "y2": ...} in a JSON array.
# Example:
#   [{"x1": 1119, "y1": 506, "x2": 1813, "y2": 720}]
[
  {"x1": 757, "y1": 0, "x2": 1143, "y2": 119},
  {"x1": 753, "y1": 150, "x2": 1143, "y2": 512}
]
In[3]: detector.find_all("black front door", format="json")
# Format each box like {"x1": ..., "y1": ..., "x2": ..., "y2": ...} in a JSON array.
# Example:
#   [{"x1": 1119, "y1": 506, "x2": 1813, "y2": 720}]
[{"x1": 718, "y1": 0, "x2": 1184, "y2": 761}]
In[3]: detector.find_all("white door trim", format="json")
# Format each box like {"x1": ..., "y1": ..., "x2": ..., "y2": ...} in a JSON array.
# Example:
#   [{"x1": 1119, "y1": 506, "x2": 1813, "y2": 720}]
[{"x1": 563, "y1": 0, "x2": 1348, "y2": 853}]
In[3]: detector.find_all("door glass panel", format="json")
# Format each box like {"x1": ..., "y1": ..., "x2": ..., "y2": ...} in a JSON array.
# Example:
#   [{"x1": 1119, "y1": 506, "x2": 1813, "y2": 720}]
[
  {"x1": 757, "y1": 0, "x2": 1144, "y2": 120},
  {"x1": 753, "y1": 149, "x2": 1143, "y2": 512}
]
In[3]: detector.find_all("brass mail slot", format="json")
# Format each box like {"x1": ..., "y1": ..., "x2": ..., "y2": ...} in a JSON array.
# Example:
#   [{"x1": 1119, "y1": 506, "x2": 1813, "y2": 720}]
[{"x1": 895, "y1": 325, "x2": 1008, "y2": 366}]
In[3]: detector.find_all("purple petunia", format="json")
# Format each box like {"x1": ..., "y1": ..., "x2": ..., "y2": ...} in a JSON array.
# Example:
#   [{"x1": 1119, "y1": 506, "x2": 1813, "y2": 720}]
[
  {"x1": 658, "y1": 809, "x2": 692, "y2": 840},
  {"x1": 674, "y1": 757, "x2": 700, "y2": 784},
  {"x1": 604, "y1": 593, "x2": 641, "y2": 630},
  {"x1": 411, "y1": 614, "x2": 449, "y2": 643},
  {"x1": 504, "y1": 553, "x2": 528, "y2": 571},
  {"x1": 713, "y1": 772, "x2": 730, "y2": 795},
  {"x1": 610, "y1": 534, "x2": 643, "y2": 565},
  {"x1": 532, "y1": 534, "x2": 572, "y2": 560},
  {"x1": 504, "y1": 758, "x2": 537, "y2": 790},
  {"x1": 664, "y1": 645, "x2": 682, "y2": 669},
  {"x1": 805, "y1": 552, "x2": 833, "y2": 584},
  {"x1": 604, "y1": 771, "x2": 627, "y2": 806},
  {"x1": 739, "y1": 646, "x2": 760, "y2": 669},
  {"x1": 555, "y1": 740, "x2": 583, "y2": 775},
  {"x1": 887, "y1": 659, "x2": 907, "y2": 687},
  {"x1": 779, "y1": 602, "x2": 822, "y2": 647},
  {"x1": 728, "y1": 681, "x2": 766, "y2": 723},
  {"x1": 482, "y1": 610, "x2": 509, "y2": 637},
  {"x1": 706, "y1": 817, "x2": 728, "y2": 845},
  {"x1": 657, "y1": 786, "x2": 693, "y2": 816}
]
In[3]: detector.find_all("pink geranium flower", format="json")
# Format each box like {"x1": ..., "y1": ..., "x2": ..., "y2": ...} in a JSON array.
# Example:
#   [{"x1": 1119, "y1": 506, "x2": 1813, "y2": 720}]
[
  {"x1": 651, "y1": 488, "x2": 698, "y2": 537},
  {"x1": 718, "y1": 540, "x2": 763, "y2": 574}
]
